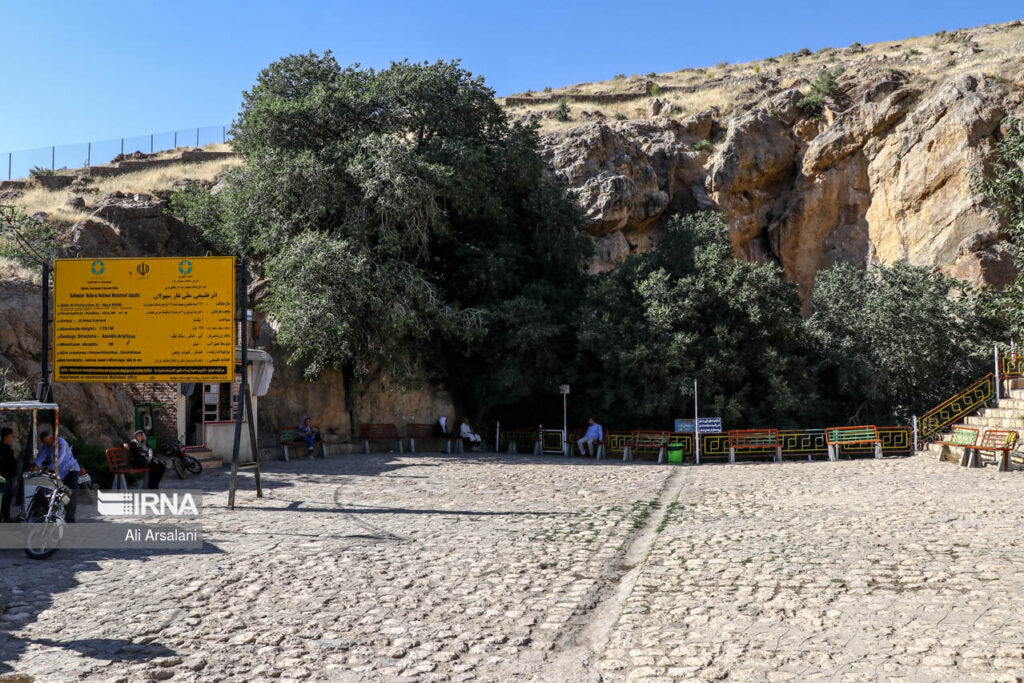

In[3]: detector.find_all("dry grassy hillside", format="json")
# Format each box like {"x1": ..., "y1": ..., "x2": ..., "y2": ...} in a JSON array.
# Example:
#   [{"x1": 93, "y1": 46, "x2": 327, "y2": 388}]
[{"x1": 504, "y1": 19, "x2": 1024, "y2": 132}]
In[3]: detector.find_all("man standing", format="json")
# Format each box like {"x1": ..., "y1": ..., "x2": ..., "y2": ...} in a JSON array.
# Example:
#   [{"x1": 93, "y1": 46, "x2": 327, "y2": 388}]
[
  {"x1": 578, "y1": 417, "x2": 603, "y2": 457},
  {"x1": 0, "y1": 428, "x2": 16, "y2": 522},
  {"x1": 31, "y1": 431, "x2": 81, "y2": 523}
]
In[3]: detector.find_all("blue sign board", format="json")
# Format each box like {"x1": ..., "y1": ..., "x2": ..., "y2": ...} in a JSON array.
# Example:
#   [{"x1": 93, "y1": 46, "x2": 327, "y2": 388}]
[
  {"x1": 674, "y1": 419, "x2": 694, "y2": 433},
  {"x1": 674, "y1": 417, "x2": 722, "y2": 433}
]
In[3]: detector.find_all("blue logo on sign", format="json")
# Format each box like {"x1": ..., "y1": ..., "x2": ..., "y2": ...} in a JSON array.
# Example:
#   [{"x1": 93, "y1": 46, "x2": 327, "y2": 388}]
[
  {"x1": 178, "y1": 259, "x2": 192, "y2": 275},
  {"x1": 91, "y1": 260, "x2": 104, "y2": 275}
]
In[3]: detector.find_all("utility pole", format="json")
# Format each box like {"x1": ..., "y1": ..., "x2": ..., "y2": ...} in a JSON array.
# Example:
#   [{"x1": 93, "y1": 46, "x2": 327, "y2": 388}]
[{"x1": 694, "y1": 378, "x2": 699, "y2": 465}]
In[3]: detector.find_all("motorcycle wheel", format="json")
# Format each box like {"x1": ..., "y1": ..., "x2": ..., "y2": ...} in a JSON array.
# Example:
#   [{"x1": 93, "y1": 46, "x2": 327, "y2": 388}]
[
  {"x1": 172, "y1": 457, "x2": 187, "y2": 479},
  {"x1": 24, "y1": 515, "x2": 65, "y2": 560},
  {"x1": 184, "y1": 456, "x2": 202, "y2": 475}
]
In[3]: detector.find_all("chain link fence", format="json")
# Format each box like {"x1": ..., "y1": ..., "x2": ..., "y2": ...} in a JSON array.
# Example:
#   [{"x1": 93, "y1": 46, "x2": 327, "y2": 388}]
[{"x1": 3, "y1": 125, "x2": 233, "y2": 181}]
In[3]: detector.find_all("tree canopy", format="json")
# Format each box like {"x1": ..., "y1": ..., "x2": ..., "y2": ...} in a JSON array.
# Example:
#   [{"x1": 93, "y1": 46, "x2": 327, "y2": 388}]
[{"x1": 172, "y1": 53, "x2": 589, "y2": 421}]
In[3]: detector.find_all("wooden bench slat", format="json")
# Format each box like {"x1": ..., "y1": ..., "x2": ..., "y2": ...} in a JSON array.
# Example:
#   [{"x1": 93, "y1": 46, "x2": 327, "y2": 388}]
[
  {"x1": 359, "y1": 424, "x2": 401, "y2": 439},
  {"x1": 728, "y1": 429, "x2": 780, "y2": 449},
  {"x1": 826, "y1": 425, "x2": 881, "y2": 446},
  {"x1": 934, "y1": 425, "x2": 979, "y2": 448}
]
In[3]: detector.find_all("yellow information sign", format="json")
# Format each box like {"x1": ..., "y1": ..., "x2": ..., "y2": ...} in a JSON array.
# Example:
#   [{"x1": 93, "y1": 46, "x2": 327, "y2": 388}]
[{"x1": 53, "y1": 256, "x2": 236, "y2": 382}]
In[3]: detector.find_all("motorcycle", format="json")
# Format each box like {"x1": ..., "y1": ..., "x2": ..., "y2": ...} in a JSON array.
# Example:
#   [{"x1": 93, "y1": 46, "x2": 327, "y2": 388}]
[
  {"x1": 162, "y1": 441, "x2": 202, "y2": 479},
  {"x1": 20, "y1": 470, "x2": 70, "y2": 560}
]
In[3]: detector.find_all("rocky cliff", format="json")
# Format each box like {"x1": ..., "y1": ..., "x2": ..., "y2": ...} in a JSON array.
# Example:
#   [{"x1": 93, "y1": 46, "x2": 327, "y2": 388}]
[{"x1": 532, "y1": 21, "x2": 1024, "y2": 300}]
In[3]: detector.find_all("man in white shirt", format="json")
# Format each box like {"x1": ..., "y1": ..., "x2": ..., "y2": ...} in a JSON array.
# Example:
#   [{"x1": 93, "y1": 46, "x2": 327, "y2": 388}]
[
  {"x1": 578, "y1": 418, "x2": 603, "y2": 457},
  {"x1": 460, "y1": 418, "x2": 482, "y2": 452}
]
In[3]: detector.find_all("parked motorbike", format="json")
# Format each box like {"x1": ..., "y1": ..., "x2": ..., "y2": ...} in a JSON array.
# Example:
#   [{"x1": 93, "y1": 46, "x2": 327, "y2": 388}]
[
  {"x1": 20, "y1": 470, "x2": 70, "y2": 560},
  {"x1": 162, "y1": 441, "x2": 202, "y2": 479}
]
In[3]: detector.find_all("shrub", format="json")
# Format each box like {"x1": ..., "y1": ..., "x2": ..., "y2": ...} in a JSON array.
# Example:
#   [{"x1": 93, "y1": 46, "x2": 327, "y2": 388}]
[
  {"x1": 797, "y1": 65, "x2": 845, "y2": 117},
  {"x1": 693, "y1": 139, "x2": 710, "y2": 151},
  {"x1": 614, "y1": 112, "x2": 627, "y2": 121},
  {"x1": 716, "y1": 60, "x2": 729, "y2": 68},
  {"x1": 646, "y1": 72, "x2": 656, "y2": 78},
  {"x1": 613, "y1": 73, "x2": 626, "y2": 80},
  {"x1": 797, "y1": 47, "x2": 812, "y2": 56},
  {"x1": 542, "y1": 86, "x2": 552, "y2": 93},
  {"x1": 765, "y1": 57, "x2": 778, "y2": 64},
  {"x1": 29, "y1": 166, "x2": 56, "y2": 177},
  {"x1": 649, "y1": 83, "x2": 662, "y2": 96},
  {"x1": 555, "y1": 98, "x2": 571, "y2": 122}
]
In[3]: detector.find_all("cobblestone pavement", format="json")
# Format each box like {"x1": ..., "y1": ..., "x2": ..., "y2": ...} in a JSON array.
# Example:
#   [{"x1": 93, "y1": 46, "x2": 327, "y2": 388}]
[{"x1": 2, "y1": 453, "x2": 1024, "y2": 682}]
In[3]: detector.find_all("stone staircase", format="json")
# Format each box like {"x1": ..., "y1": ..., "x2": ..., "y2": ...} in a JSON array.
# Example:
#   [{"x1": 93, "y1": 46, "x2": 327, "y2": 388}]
[{"x1": 924, "y1": 381, "x2": 1024, "y2": 462}]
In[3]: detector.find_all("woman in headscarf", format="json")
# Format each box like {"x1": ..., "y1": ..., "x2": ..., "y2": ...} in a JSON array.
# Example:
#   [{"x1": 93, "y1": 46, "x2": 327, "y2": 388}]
[{"x1": 128, "y1": 429, "x2": 166, "y2": 489}]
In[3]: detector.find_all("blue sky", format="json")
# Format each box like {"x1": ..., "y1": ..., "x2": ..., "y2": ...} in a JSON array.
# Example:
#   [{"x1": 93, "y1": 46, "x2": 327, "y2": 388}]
[{"x1": 1, "y1": 0, "x2": 1021, "y2": 156}]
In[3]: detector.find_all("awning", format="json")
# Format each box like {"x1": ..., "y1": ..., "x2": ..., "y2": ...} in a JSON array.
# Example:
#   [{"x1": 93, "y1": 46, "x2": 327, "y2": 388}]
[
  {"x1": 0, "y1": 401, "x2": 60, "y2": 411},
  {"x1": 236, "y1": 347, "x2": 274, "y2": 397}
]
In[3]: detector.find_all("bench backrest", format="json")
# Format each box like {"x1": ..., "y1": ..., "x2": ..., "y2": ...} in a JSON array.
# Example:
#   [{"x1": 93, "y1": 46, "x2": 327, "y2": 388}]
[
  {"x1": 946, "y1": 425, "x2": 979, "y2": 446},
  {"x1": 630, "y1": 430, "x2": 670, "y2": 448},
  {"x1": 826, "y1": 425, "x2": 879, "y2": 445},
  {"x1": 979, "y1": 429, "x2": 1018, "y2": 451},
  {"x1": 406, "y1": 423, "x2": 435, "y2": 438},
  {"x1": 105, "y1": 446, "x2": 131, "y2": 472},
  {"x1": 728, "y1": 428, "x2": 780, "y2": 449},
  {"x1": 359, "y1": 423, "x2": 400, "y2": 439},
  {"x1": 280, "y1": 426, "x2": 320, "y2": 443}
]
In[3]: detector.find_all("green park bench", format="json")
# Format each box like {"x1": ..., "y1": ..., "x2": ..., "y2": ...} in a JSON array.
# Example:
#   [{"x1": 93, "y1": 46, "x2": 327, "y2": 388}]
[
  {"x1": 279, "y1": 426, "x2": 326, "y2": 461},
  {"x1": 825, "y1": 425, "x2": 882, "y2": 461}
]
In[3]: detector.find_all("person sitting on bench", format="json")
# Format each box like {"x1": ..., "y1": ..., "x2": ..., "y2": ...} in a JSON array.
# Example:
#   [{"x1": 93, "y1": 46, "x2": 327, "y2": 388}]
[
  {"x1": 460, "y1": 418, "x2": 482, "y2": 451},
  {"x1": 435, "y1": 417, "x2": 450, "y2": 454},
  {"x1": 297, "y1": 417, "x2": 320, "y2": 456},
  {"x1": 578, "y1": 417, "x2": 603, "y2": 456},
  {"x1": 128, "y1": 429, "x2": 166, "y2": 489}
]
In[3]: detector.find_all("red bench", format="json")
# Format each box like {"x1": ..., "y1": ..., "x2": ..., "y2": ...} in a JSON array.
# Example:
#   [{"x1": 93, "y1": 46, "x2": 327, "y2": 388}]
[
  {"x1": 568, "y1": 427, "x2": 607, "y2": 458},
  {"x1": 359, "y1": 424, "x2": 403, "y2": 454},
  {"x1": 727, "y1": 429, "x2": 781, "y2": 463},
  {"x1": 105, "y1": 446, "x2": 150, "y2": 490},
  {"x1": 967, "y1": 429, "x2": 1018, "y2": 471},
  {"x1": 623, "y1": 430, "x2": 670, "y2": 462},
  {"x1": 405, "y1": 423, "x2": 449, "y2": 454}
]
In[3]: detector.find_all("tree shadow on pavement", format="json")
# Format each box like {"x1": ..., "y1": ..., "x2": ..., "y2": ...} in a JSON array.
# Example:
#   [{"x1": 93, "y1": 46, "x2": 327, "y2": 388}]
[{"x1": 0, "y1": 543, "x2": 221, "y2": 674}]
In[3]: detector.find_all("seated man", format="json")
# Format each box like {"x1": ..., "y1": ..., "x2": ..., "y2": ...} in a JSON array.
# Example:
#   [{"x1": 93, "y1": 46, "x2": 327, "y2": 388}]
[
  {"x1": 460, "y1": 417, "x2": 482, "y2": 452},
  {"x1": 297, "y1": 417, "x2": 320, "y2": 456},
  {"x1": 578, "y1": 417, "x2": 603, "y2": 456}
]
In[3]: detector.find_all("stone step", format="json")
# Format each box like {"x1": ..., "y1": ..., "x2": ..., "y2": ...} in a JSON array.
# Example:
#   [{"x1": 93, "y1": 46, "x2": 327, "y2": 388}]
[{"x1": 189, "y1": 448, "x2": 222, "y2": 470}]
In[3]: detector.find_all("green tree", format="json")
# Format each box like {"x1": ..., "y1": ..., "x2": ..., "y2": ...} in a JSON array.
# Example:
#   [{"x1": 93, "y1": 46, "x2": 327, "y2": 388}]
[
  {"x1": 974, "y1": 116, "x2": 1024, "y2": 337},
  {"x1": 172, "y1": 53, "x2": 588, "y2": 424},
  {"x1": 807, "y1": 261, "x2": 1002, "y2": 422},
  {"x1": 574, "y1": 212, "x2": 821, "y2": 429}
]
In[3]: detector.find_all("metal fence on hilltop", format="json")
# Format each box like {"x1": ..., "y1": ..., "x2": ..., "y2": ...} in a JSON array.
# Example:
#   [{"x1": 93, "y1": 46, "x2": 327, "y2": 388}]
[{"x1": 3, "y1": 124, "x2": 233, "y2": 181}]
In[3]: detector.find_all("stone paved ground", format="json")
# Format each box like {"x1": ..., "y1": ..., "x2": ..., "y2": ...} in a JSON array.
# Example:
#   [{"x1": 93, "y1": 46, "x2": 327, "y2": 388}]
[{"x1": 1, "y1": 453, "x2": 1024, "y2": 682}]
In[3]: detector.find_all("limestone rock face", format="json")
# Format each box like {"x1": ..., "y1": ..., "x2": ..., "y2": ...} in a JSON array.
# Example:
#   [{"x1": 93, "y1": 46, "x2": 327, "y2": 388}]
[
  {"x1": 541, "y1": 112, "x2": 714, "y2": 269},
  {"x1": 0, "y1": 278, "x2": 134, "y2": 445},
  {"x1": 543, "y1": 62, "x2": 1024, "y2": 298}
]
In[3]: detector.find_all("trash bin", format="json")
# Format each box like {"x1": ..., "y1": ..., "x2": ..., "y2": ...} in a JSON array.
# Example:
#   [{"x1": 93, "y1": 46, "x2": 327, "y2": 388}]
[{"x1": 667, "y1": 444, "x2": 685, "y2": 464}]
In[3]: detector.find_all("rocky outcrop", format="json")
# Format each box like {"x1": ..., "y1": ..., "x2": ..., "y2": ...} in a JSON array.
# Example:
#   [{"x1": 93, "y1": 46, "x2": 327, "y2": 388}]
[
  {"x1": 542, "y1": 58, "x2": 1024, "y2": 298},
  {"x1": 59, "y1": 191, "x2": 201, "y2": 258},
  {"x1": 541, "y1": 112, "x2": 714, "y2": 270}
]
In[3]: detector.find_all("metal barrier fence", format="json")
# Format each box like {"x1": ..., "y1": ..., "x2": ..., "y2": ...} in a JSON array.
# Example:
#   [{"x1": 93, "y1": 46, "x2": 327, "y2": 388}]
[{"x1": 4, "y1": 124, "x2": 232, "y2": 181}]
